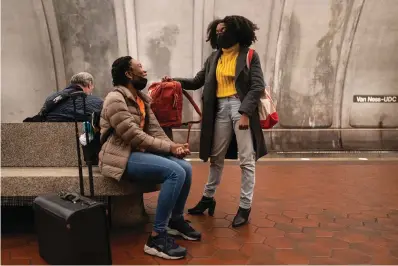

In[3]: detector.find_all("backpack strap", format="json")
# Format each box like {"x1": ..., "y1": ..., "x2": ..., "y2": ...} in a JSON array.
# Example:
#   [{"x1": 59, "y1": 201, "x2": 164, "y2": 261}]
[
  {"x1": 100, "y1": 127, "x2": 114, "y2": 145},
  {"x1": 246, "y1": 48, "x2": 255, "y2": 69},
  {"x1": 182, "y1": 90, "x2": 202, "y2": 123},
  {"x1": 99, "y1": 89, "x2": 126, "y2": 145},
  {"x1": 246, "y1": 50, "x2": 276, "y2": 108},
  {"x1": 181, "y1": 90, "x2": 202, "y2": 144},
  {"x1": 44, "y1": 85, "x2": 87, "y2": 117},
  {"x1": 23, "y1": 91, "x2": 72, "y2": 122},
  {"x1": 43, "y1": 91, "x2": 71, "y2": 115}
]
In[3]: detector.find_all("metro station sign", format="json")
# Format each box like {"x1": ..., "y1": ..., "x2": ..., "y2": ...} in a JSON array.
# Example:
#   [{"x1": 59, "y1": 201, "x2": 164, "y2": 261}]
[{"x1": 353, "y1": 95, "x2": 398, "y2": 103}]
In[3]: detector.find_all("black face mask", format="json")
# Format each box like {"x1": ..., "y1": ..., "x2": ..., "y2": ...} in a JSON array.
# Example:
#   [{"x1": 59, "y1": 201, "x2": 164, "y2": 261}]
[
  {"x1": 217, "y1": 31, "x2": 237, "y2": 49},
  {"x1": 131, "y1": 76, "x2": 148, "y2": 91}
]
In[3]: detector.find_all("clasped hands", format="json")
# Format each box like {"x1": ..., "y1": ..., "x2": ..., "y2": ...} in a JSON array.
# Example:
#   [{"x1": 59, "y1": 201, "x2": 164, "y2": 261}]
[{"x1": 171, "y1": 143, "x2": 191, "y2": 159}]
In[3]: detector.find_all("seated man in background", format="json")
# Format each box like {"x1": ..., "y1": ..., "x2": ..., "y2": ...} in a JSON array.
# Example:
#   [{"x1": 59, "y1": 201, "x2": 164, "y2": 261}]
[
  {"x1": 24, "y1": 72, "x2": 103, "y2": 122},
  {"x1": 23, "y1": 72, "x2": 104, "y2": 165},
  {"x1": 38, "y1": 72, "x2": 103, "y2": 122}
]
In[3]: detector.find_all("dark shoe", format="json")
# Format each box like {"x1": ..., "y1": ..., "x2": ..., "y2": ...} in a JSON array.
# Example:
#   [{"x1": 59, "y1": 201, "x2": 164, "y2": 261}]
[
  {"x1": 144, "y1": 232, "x2": 187, "y2": 260},
  {"x1": 232, "y1": 207, "x2": 251, "y2": 228},
  {"x1": 167, "y1": 218, "x2": 201, "y2": 241},
  {"x1": 187, "y1": 196, "x2": 216, "y2": 216}
]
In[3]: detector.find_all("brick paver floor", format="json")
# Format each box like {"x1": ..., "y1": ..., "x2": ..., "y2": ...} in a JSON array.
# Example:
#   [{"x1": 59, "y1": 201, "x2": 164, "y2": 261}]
[{"x1": 2, "y1": 162, "x2": 398, "y2": 265}]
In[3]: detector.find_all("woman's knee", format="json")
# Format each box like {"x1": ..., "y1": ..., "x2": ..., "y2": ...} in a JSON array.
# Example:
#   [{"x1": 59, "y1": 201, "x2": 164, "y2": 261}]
[
  {"x1": 183, "y1": 164, "x2": 192, "y2": 187},
  {"x1": 173, "y1": 159, "x2": 192, "y2": 185},
  {"x1": 166, "y1": 162, "x2": 187, "y2": 185},
  {"x1": 180, "y1": 160, "x2": 192, "y2": 178}
]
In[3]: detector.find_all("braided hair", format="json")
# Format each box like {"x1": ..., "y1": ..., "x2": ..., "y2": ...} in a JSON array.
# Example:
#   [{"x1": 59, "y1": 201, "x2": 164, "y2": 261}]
[
  {"x1": 111, "y1": 56, "x2": 132, "y2": 86},
  {"x1": 206, "y1": 15, "x2": 259, "y2": 49}
]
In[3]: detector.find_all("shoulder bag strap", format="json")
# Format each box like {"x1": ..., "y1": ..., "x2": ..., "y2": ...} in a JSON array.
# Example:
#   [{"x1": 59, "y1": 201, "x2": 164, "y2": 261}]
[
  {"x1": 246, "y1": 48, "x2": 255, "y2": 69},
  {"x1": 181, "y1": 89, "x2": 202, "y2": 144},
  {"x1": 99, "y1": 89, "x2": 126, "y2": 145}
]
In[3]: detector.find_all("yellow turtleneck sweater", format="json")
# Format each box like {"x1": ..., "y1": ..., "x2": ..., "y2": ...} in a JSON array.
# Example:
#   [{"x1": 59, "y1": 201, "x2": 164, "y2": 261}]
[{"x1": 216, "y1": 43, "x2": 240, "y2": 98}]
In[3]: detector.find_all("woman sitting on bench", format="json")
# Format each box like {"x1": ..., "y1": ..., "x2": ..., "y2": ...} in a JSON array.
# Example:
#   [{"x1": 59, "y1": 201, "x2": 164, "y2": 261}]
[{"x1": 99, "y1": 56, "x2": 201, "y2": 260}]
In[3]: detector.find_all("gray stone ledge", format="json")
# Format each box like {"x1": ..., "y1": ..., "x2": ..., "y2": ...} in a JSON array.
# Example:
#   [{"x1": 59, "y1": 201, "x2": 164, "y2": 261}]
[{"x1": 1, "y1": 167, "x2": 158, "y2": 197}]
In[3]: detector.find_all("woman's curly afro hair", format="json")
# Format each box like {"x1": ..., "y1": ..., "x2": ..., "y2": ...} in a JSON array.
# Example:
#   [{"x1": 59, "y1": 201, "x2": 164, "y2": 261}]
[{"x1": 206, "y1": 15, "x2": 259, "y2": 49}]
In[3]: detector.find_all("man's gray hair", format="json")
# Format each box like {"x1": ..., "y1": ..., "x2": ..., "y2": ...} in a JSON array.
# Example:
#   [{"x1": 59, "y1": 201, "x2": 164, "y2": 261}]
[{"x1": 70, "y1": 72, "x2": 94, "y2": 87}]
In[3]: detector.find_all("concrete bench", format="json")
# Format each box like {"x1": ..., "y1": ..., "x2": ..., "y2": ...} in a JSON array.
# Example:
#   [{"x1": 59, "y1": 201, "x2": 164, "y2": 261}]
[{"x1": 1, "y1": 123, "x2": 160, "y2": 227}]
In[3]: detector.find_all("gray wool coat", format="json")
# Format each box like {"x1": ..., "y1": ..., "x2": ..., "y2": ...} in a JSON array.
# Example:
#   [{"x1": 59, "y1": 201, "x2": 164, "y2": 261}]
[{"x1": 175, "y1": 46, "x2": 267, "y2": 162}]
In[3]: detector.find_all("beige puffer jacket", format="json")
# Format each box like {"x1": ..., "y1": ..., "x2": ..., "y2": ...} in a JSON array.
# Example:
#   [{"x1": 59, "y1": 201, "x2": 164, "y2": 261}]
[{"x1": 98, "y1": 86, "x2": 172, "y2": 181}]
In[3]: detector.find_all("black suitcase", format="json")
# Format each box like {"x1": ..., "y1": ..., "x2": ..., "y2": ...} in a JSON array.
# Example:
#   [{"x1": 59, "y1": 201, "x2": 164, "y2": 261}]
[{"x1": 33, "y1": 91, "x2": 112, "y2": 265}]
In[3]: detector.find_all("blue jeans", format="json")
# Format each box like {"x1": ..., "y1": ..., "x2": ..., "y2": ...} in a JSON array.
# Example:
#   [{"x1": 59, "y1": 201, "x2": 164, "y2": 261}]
[{"x1": 123, "y1": 152, "x2": 192, "y2": 233}]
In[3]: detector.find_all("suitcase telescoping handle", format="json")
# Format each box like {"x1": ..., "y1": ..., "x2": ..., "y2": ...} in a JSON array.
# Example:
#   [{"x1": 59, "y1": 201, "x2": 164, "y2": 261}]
[{"x1": 70, "y1": 91, "x2": 95, "y2": 197}]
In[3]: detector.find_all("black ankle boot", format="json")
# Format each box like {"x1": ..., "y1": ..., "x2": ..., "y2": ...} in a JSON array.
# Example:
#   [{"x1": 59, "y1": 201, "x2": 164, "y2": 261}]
[
  {"x1": 232, "y1": 207, "x2": 251, "y2": 228},
  {"x1": 188, "y1": 196, "x2": 216, "y2": 216}
]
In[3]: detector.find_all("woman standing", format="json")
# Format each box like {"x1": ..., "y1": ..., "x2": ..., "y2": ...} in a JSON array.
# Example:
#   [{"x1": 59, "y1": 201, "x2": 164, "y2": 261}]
[{"x1": 164, "y1": 15, "x2": 267, "y2": 227}]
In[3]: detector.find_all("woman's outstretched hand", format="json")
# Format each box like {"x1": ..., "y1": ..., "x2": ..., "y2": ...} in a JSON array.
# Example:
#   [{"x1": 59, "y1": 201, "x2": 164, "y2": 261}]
[{"x1": 162, "y1": 76, "x2": 173, "y2": 82}]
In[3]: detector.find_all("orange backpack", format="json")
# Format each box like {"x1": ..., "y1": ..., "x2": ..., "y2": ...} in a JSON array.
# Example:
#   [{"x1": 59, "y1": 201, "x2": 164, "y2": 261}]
[{"x1": 148, "y1": 81, "x2": 202, "y2": 143}]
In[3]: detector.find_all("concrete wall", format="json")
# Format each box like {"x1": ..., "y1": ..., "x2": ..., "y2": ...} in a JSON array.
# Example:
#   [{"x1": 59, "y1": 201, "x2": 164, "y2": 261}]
[
  {"x1": 2, "y1": 0, "x2": 398, "y2": 150},
  {"x1": 1, "y1": 0, "x2": 57, "y2": 122}
]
